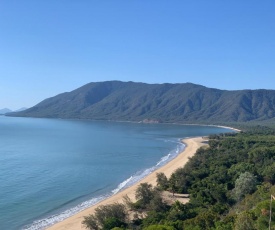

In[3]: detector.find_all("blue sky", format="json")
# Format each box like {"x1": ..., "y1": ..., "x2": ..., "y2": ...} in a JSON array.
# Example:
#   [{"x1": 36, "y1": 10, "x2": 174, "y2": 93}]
[{"x1": 1, "y1": 1, "x2": 275, "y2": 110}]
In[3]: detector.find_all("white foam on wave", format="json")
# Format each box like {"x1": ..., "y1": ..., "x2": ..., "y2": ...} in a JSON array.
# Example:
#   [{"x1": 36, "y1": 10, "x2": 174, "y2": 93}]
[
  {"x1": 112, "y1": 140, "x2": 185, "y2": 194},
  {"x1": 23, "y1": 140, "x2": 185, "y2": 230},
  {"x1": 112, "y1": 176, "x2": 133, "y2": 194},
  {"x1": 22, "y1": 195, "x2": 109, "y2": 230}
]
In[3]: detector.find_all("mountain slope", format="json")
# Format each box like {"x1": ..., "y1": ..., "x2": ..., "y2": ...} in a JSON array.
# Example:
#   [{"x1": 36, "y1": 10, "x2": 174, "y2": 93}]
[
  {"x1": 15, "y1": 107, "x2": 28, "y2": 112},
  {"x1": 9, "y1": 81, "x2": 275, "y2": 123}
]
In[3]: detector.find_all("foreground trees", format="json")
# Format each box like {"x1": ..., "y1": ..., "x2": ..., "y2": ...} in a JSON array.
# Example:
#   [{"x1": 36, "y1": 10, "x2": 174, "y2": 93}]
[
  {"x1": 83, "y1": 127, "x2": 275, "y2": 230},
  {"x1": 82, "y1": 203, "x2": 127, "y2": 230},
  {"x1": 135, "y1": 183, "x2": 155, "y2": 208},
  {"x1": 82, "y1": 182, "x2": 168, "y2": 230}
]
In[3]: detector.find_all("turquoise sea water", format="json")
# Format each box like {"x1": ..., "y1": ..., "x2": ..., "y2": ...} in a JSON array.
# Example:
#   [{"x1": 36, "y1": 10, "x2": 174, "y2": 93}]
[{"x1": 0, "y1": 116, "x2": 232, "y2": 230}]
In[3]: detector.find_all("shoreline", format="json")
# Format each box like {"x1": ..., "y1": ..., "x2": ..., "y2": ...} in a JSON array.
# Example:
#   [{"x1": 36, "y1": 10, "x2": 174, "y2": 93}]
[
  {"x1": 212, "y1": 125, "x2": 241, "y2": 132},
  {"x1": 46, "y1": 136, "x2": 207, "y2": 230},
  {"x1": 6, "y1": 115, "x2": 242, "y2": 133}
]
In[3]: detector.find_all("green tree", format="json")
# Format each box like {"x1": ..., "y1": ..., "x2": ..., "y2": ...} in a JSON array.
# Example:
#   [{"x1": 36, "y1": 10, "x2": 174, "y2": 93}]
[
  {"x1": 234, "y1": 211, "x2": 256, "y2": 230},
  {"x1": 147, "y1": 191, "x2": 167, "y2": 212},
  {"x1": 102, "y1": 217, "x2": 126, "y2": 230},
  {"x1": 183, "y1": 211, "x2": 219, "y2": 230},
  {"x1": 233, "y1": 172, "x2": 257, "y2": 201},
  {"x1": 166, "y1": 201, "x2": 195, "y2": 222},
  {"x1": 82, "y1": 203, "x2": 127, "y2": 230},
  {"x1": 143, "y1": 224, "x2": 175, "y2": 230},
  {"x1": 142, "y1": 211, "x2": 166, "y2": 227},
  {"x1": 169, "y1": 174, "x2": 177, "y2": 196},
  {"x1": 135, "y1": 183, "x2": 154, "y2": 208},
  {"x1": 252, "y1": 200, "x2": 275, "y2": 230},
  {"x1": 156, "y1": 172, "x2": 169, "y2": 190},
  {"x1": 215, "y1": 215, "x2": 235, "y2": 230}
]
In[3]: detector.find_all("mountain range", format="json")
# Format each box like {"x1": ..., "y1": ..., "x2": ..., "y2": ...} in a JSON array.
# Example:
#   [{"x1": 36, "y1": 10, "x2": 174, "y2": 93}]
[
  {"x1": 0, "y1": 108, "x2": 12, "y2": 114},
  {"x1": 8, "y1": 81, "x2": 275, "y2": 124},
  {"x1": 1, "y1": 107, "x2": 28, "y2": 115}
]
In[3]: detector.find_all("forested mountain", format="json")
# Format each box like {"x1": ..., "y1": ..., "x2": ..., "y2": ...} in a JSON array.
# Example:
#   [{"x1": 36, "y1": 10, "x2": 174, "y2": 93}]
[{"x1": 8, "y1": 81, "x2": 275, "y2": 123}]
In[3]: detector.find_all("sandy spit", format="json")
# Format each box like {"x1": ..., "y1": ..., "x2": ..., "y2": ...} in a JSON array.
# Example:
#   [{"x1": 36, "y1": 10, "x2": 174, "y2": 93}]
[{"x1": 47, "y1": 137, "x2": 206, "y2": 230}]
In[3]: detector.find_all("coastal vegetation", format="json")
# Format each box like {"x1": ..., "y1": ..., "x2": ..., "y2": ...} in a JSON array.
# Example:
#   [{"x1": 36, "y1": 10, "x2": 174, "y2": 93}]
[
  {"x1": 8, "y1": 81, "x2": 275, "y2": 124},
  {"x1": 83, "y1": 126, "x2": 275, "y2": 229}
]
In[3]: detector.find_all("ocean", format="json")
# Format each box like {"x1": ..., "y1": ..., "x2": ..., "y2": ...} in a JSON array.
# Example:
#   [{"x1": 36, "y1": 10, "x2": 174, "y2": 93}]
[{"x1": 0, "y1": 116, "x2": 232, "y2": 230}]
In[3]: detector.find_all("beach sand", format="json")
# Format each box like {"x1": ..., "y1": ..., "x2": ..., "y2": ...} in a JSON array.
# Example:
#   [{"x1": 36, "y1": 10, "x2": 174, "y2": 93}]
[{"x1": 47, "y1": 136, "x2": 206, "y2": 230}]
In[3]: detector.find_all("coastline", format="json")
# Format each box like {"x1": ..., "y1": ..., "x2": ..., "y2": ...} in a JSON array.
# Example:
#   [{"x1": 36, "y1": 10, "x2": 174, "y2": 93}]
[
  {"x1": 46, "y1": 136, "x2": 207, "y2": 230},
  {"x1": 213, "y1": 125, "x2": 241, "y2": 132},
  {"x1": 171, "y1": 123, "x2": 241, "y2": 132},
  {"x1": 7, "y1": 115, "x2": 242, "y2": 133}
]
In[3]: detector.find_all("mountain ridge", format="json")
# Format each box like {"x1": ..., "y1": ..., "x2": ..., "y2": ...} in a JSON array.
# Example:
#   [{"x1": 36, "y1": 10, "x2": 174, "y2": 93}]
[
  {"x1": 1, "y1": 107, "x2": 28, "y2": 115},
  {"x1": 8, "y1": 81, "x2": 275, "y2": 123}
]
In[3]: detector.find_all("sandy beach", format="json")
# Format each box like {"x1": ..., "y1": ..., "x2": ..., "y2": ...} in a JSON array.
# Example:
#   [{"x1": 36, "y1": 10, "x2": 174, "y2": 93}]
[{"x1": 47, "y1": 136, "x2": 206, "y2": 230}]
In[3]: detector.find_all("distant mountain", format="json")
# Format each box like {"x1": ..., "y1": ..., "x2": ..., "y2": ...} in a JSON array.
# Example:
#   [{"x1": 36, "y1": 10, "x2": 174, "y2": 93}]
[
  {"x1": 8, "y1": 81, "x2": 275, "y2": 123},
  {"x1": 0, "y1": 107, "x2": 28, "y2": 115},
  {"x1": 0, "y1": 108, "x2": 12, "y2": 114},
  {"x1": 15, "y1": 107, "x2": 28, "y2": 112}
]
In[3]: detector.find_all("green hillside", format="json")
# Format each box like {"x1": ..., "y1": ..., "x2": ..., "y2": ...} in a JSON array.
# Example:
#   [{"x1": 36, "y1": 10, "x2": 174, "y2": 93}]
[{"x1": 9, "y1": 81, "x2": 275, "y2": 123}]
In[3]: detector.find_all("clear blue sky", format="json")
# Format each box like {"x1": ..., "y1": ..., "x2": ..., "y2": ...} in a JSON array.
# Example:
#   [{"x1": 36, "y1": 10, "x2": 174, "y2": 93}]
[{"x1": 1, "y1": 1, "x2": 275, "y2": 110}]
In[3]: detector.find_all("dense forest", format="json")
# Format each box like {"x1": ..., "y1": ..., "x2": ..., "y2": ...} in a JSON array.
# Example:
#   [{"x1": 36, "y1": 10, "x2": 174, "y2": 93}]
[
  {"x1": 82, "y1": 126, "x2": 275, "y2": 230},
  {"x1": 8, "y1": 81, "x2": 275, "y2": 124}
]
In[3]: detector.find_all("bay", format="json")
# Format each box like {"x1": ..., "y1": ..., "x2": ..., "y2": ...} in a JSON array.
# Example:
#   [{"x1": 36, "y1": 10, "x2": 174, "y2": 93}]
[{"x1": 0, "y1": 116, "x2": 232, "y2": 229}]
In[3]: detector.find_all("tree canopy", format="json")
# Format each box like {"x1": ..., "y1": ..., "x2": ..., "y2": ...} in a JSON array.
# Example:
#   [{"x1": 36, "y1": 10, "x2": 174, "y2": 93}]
[{"x1": 83, "y1": 126, "x2": 275, "y2": 230}]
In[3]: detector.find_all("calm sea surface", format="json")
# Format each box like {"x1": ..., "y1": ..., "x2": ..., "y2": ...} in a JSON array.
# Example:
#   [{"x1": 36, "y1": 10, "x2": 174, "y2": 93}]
[{"x1": 0, "y1": 116, "x2": 232, "y2": 230}]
